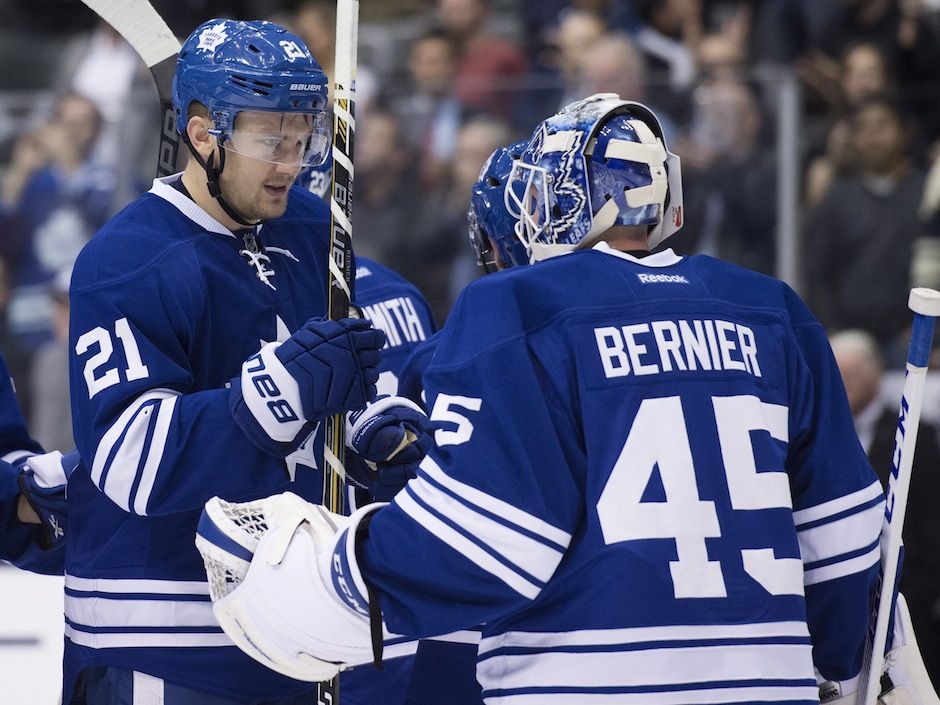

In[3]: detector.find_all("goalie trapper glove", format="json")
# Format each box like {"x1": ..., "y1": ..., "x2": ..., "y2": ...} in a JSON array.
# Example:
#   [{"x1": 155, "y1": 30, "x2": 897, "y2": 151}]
[
  {"x1": 17, "y1": 450, "x2": 80, "y2": 550},
  {"x1": 231, "y1": 317, "x2": 386, "y2": 456},
  {"x1": 197, "y1": 493, "x2": 385, "y2": 681}
]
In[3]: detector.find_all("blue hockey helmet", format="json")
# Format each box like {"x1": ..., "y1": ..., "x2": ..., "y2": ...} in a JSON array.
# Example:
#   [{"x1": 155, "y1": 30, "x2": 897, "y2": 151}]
[
  {"x1": 468, "y1": 140, "x2": 530, "y2": 272},
  {"x1": 505, "y1": 93, "x2": 683, "y2": 262},
  {"x1": 173, "y1": 19, "x2": 330, "y2": 167}
]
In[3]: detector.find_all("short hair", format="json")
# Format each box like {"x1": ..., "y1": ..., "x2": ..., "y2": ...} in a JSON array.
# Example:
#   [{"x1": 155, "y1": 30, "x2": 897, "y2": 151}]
[{"x1": 829, "y1": 328, "x2": 884, "y2": 371}]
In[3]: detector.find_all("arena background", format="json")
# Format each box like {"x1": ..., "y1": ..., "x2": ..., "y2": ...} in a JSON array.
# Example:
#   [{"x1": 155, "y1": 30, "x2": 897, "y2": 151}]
[{"x1": 1, "y1": 0, "x2": 940, "y2": 698}]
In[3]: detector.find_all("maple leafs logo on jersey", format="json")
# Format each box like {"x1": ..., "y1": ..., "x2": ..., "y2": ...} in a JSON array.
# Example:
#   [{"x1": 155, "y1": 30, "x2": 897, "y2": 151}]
[{"x1": 197, "y1": 22, "x2": 229, "y2": 53}]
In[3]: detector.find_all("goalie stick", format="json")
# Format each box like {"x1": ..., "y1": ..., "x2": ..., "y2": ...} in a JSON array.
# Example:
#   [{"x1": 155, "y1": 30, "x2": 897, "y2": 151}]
[
  {"x1": 858, "y1": 287, "x2": 940, "y2": 705},
  {"x1": 78, "y1": 0, "x2": 181, "y2": 177},
  {"x1": 321, "y1": 1, "x2": 360, "y2": 702}
]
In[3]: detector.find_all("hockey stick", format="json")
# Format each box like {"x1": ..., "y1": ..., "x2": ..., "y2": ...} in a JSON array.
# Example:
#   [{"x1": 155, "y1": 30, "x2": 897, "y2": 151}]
[
  {"x1": 858, "y1": 287, "x2": 940, "y2": 705},
  {"x1": 321, "y1": 0, "x2": 359, "y2": 702},
  {"x1": 78, "y1": 0, "x2": 181, "y2": 177}
]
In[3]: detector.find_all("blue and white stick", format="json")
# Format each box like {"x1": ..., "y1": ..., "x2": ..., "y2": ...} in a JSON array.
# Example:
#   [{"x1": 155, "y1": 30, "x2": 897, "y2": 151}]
[{"x1": 859, "y1": 287, "x2": 940, "y2": 705}]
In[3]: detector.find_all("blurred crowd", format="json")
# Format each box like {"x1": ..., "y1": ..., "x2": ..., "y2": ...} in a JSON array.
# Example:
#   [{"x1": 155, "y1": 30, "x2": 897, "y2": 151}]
[
  {"x1": 1, "y1": 0, "x2": 940, "y2": 442},
  {"x1": 2, "y1": 0, "x2": 940, "y2": 686}
]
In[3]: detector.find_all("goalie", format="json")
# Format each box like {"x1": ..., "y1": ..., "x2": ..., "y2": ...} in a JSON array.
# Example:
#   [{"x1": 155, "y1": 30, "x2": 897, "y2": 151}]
[{"x1": 198, "y1": 95, "x2": 939, "y2": 705}]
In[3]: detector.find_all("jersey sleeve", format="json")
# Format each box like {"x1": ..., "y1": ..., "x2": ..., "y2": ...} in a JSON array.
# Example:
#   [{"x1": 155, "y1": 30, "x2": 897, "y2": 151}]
[
  {"x1": 359, "y1": 290, "x2": 584, "y2": 638},
  {"x1": 785, "y1": 294, "x2": 883, "y2": 683},
  {"x1": 0, "y1": 352, "x2": 43, "y2": 463},
  {"x1": 69, "y1": 246, "x2": 290, "y2": 517}
]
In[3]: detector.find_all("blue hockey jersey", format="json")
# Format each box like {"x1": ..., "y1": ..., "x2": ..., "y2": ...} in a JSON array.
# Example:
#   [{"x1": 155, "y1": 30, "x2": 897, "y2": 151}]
[
  {"x1": 359, "y1": 244, "x2": 884, "y2": 705},
  {"x1": 65, "y1": 177, "x2": 436, "y2": 701},
  {"x1": 65, "y1": 178, "x2": 337, "y2": 701}
]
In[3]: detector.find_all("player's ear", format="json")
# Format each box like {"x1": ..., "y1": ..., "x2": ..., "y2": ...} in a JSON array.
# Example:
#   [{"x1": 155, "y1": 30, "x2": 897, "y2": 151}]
[{"x1": 186, "y1": 115, "x2": 217, "y2": 160}]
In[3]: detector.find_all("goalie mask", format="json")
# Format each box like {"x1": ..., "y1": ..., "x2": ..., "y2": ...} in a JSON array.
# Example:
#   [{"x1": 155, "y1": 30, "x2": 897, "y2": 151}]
[
  {"x1": 468, "y1": 140, "x2": 530, "y2": 272},
  {"x1": 505, "y1": 93, "x2": 683, "y2": 262}
]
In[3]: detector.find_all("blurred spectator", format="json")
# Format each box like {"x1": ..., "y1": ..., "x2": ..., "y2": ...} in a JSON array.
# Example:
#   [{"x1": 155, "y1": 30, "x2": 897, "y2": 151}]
[
  {"x1": 630, "y1": 0, "x2": 701, "y2": 93},
  {"x1": 436, "y1": 0, "x2": 528, "y2": 124},
  {"x1": 29, "y1": 266, "x2": 71, "y2": 453},
  {"x1": 414, "y1": 115, "x2": 512, "y2": 323},
  {"x1": 830, "y1": 328, "x2": 940, "y2": 683},
  {"x1": 352, "y1": 107, "x2": 424, "y2": 282},
  {"x1": 806, "y1": 96, "x2": 926, "y2": 354},
  {"x1": 674, "y1": 76, "x2": 776, "y2": 274},
  {"x1": 391, "y1": 28, "x2": 464, "y2": 189},
  {"x1": 0, "y1": 92, "x2": 115, "y2": 352},
  {"x1": 553, "y1": 10, "x2": 608, "y2": 108},
  {"x1": 291, "y1": 0, "x2": 337, "y2": 101},
  {"x1": 577, "y1": 32, "x2": 679, "y2": 142},
  {"x1": 798, "y1": 41, "x2": 895, "y2": 117},
  {"x1": 803, "y1": 117, "x2": 855, "y2": 208},
  {"x1": 63, "y1": 21, "x2": 142, "y2": 167},
  {"x1": 290, "y1": 0, "x2": 378, "y2": 107}
]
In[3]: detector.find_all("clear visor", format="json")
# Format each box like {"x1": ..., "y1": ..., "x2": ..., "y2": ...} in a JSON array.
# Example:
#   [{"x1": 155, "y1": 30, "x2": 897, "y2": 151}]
[
  {"x1": 213, "y1": 110, "x2": 331, "y2": 168},
  {"x1": 504, "y1": 160, "x2": 551, "y2": 246}
]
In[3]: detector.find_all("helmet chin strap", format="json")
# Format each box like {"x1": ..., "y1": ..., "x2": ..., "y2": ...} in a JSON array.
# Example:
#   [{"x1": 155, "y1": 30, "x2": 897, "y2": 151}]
[{"x1": 183, "y1": 136, "x2": 258, "y2": 228}]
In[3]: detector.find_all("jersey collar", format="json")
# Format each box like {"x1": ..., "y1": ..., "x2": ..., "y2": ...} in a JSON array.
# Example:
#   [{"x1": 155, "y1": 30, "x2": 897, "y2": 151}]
[
  {"x1": 591, "y1": 241, "x2": 683, "y2": 267},
  {"x1": 149, "y1": 175, "x2": 236, "y2": 238}
]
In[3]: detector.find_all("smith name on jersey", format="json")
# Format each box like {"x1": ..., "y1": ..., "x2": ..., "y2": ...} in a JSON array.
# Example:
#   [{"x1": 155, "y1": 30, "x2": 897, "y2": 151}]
[{"x1": 354, "y1": 244, "x2": 884, "y2": 705}]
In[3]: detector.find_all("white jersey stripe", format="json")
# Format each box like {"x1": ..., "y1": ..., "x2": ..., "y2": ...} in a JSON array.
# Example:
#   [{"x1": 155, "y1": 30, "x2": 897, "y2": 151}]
[
  {"x1": 476, "y1": 642, "x2": 814, "y2": 690},
  {"x1": 796, "y1": 501, "x2": 882, "y2": 564},
  {"x1": 131, "y1": 395, "x2": 177, "y2": 514},
  {"x1": 420, "y1": 457, "x2": 571, "y2": 547},
  {"x1": 91, "y1": 389, "x2": 180, "y2": 510},
  {"x1": 481, "y1": 685, "x2": 821, "y2": 705},
  {"x1": 408, "y1": 475, "x2": 563, "y2": 582},
  {"x1": 479, "y1": 621, "x2": 809, "y2": 653},
  {"x1": 792, "y1": 481, "x2": 883, "y2": 526},
  {"x1": 396, "y1": 490, "x2": 541, "y2": 599},
  {"x1": 803, "y1": 544, "x2": 880, "y2": 586},
  {"x1": 66, "y1": 595, "x2": 216, "y2": 628},
  {"x1": 66, "y1": 625, "x2": 232, "y2": 649},
  {"x1": 65, "y1": 575, "x2": 210, "y2": 595}
]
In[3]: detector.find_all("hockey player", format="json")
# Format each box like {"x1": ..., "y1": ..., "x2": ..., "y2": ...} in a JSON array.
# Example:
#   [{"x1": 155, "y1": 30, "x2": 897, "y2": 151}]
[
  {"x1": 201, "y1": 93, "x2": 893, "y2": 703},
  {"x1": 65, "y1": 19, "x2": 430, "y2": 705}
]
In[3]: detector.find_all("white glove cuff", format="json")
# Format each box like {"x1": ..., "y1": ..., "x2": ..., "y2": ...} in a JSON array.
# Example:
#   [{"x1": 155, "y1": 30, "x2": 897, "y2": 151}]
[
  {"x1": 345, "y1": 395, "x2": 427, "y2": 447},
  {"x1": 25, "y1": 451, "x2": 67, "y2": 488},
  {"x1": 241, "y1": 342, "x2": 307, "y2": 443}
]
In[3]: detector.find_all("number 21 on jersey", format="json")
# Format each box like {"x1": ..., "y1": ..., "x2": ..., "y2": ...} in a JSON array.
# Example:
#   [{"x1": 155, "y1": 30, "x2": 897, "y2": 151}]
[
  {"x1": 75, "y1": 317, "x2": 150, "y2": 399},
  {"x1": 597, "y1": 394, "x2": 804, "y2": 599}
]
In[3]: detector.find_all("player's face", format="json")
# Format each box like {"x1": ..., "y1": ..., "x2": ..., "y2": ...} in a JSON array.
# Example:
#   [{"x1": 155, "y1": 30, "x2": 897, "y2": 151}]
[{"x1": 218, "y1": 111, "x2": 314, "y2": 221}]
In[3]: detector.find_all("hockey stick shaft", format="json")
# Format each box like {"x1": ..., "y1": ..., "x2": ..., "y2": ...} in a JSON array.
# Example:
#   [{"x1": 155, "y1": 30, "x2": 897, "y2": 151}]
[
  {"x1": 859, "y1": 287, "x2": 940, "y2": 705},
  {"x1": 323, "y1": 0, "x2": 358, "y2": 516},
  {"x1": 79, "y1": 0, "x2": 181, "y2": 177},
  {"x1": 320, "y1": 1, "x2": 359, "y2": 702}
]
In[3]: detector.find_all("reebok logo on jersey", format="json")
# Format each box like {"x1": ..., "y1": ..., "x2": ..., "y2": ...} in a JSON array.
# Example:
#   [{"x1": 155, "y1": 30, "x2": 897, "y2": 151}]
[{"x1": 637, "y1": 273, "x2": 689, "y2": 284}]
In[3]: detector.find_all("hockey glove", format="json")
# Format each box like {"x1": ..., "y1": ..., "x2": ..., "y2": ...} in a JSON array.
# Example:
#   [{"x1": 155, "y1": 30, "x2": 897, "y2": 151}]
[
  {"x1": 16, "y1": 450, "x2": 80, "y2": 550},
  {"x1": 198, "y1": 493, "x2": 384, "y2": 681},
  {"x1": 345, "y1": 395, "x2": 435, "y2": 500},
  {"x1": 231, "y1": 317, "x2": 386, "y2": 456}
]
